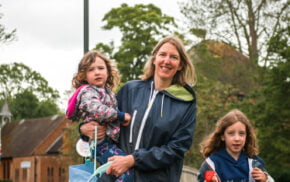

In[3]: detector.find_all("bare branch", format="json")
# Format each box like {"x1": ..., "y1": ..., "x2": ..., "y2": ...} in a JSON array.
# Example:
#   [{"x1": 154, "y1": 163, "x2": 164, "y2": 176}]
[{"x1": 226, "y1": 0, "x2": 243, "y2": 53}]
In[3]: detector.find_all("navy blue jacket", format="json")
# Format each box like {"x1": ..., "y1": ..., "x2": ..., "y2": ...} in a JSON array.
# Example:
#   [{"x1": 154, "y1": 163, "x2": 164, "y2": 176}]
[
  {"x1": 197, "y1": 149, "x2": 274, "y2": 182},
  {"x1": 116, "y1": 79, "x2": 197, "y2": 182}
]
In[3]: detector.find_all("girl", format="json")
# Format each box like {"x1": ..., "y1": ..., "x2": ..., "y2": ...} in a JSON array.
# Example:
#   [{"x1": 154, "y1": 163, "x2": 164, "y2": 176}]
[
  {"x1": 66, "y1": 50, "x2": 132, "y2": 181},
  {"x1": 197, "y1": 109, "x2": 274, "y2": 182}
]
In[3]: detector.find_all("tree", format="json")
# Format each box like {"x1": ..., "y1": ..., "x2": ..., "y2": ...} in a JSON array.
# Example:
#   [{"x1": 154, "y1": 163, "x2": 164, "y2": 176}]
[
  {"x1": 0, "y1": 4, "x2": 16, "y2": 43},
  {"x1": 36, "y1": 99, "x2": 61, "y2": 118},
  {"x1": 95, "y1": 3, "x2": 176, "y2": 82},
  {"x1": 0, "y1": 62, "x2": 61, "y2": 120},
  {"x1": 249, "y1": 26, "x2": 290, "y2": 181},
  {"x1": 9, "y1": 89, "x2": 60, "y2": 120},
  {"x1": 180, "y1": 0, "x2": 289, "y2": 64},
  {"x1": 10, "y1": 89, "x2": 39, "y2": 119},
  {"x1": 0, "y1": 62, "x2": 59, "y2": 101}
]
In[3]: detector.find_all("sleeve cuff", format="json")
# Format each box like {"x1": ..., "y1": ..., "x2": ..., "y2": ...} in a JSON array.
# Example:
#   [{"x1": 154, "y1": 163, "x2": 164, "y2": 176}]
[
  {"x1": 132, "y1": 150, "x2": 140, "y2": 168},
  {"x1": 78, "y1": 122, "x2": 90, "y2": 142},
  {"x1": 117, "y1": 110, "x2": 125, "y2": 123}
]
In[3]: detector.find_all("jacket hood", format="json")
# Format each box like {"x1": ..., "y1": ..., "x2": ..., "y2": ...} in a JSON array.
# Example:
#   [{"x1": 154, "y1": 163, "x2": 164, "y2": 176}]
[
  {"x1": 146, "y1": 80, "x2": 195, "y2": 118},
  {"x1": 211, "y1": 149, "x2": 249, "y2": 181},
  {"x1": 146, "y1": 78, "x2": 195, "y2": 102},
  {"x1": 214, "y1": 149, "x2": 248, "y2": 164},
  {"x1": 164, "y1": 84, "x2": 194, "y2": 101}
]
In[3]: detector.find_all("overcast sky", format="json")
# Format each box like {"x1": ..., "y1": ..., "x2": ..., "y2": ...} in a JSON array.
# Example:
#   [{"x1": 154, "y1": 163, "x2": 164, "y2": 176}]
[{"x1": 0, "y1": 0, "x2": 184, "y2": 110}]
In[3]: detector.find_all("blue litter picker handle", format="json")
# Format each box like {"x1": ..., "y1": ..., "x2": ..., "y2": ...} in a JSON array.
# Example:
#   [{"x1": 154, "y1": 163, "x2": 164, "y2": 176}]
[
  {"x1": 94, "y1": 161, "x2": 113, "y2": 176},
  {"x1": 86, "y1": 161, "x2": 113, "y2": 182}
]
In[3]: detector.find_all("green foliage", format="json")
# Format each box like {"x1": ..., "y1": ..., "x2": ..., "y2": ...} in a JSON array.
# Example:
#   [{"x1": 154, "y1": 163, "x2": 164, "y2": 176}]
[
  {"x1": 0, "y1": 62, "x2": 59, "y2": 101},
  {"x1": 37, "y1": 99, "x2": 61, "y2": 117},
  {"x1": 267, "y1": 26, "x2": 290, "y2": 67},
  {"x1": 62, "y1": 122, "x2": 83, "y2": 165},
  {"x1": 8, "y1": 89, "x2": 61, "y2": 120},
  {"x1": 94, "y1": 41, "x2": 115, "y2": 59},
  {"x1": 193, "y1": 42, "x2": 222, "y2": 81},
  {"x1": 97, "y1": 3, "x2": 177, "y2": 82},
  {"x1": 10, "y1": 89, "x2": 39, "y2": 120},
  {"x1": 0, "y1": 4, "x2": 16, "y2": 44},
  {"x1": 0, "y1": 62, "x2": 61, "y2": 120},
  {"x1": 190, "y1": 28, "x2": 206, "y2": 39},
  {"x1": 248, "y1": 26, "x2": 290, "y2": 181}
]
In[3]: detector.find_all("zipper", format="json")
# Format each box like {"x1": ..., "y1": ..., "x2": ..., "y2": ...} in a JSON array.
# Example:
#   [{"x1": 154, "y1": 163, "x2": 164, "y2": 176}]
[{"x1": 135, "y1": 90, "x2": 159, "y2": 150}]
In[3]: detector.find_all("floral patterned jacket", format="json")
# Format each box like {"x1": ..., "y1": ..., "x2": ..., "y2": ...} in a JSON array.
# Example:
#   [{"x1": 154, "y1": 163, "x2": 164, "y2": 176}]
[{"x1": 67, "y1": 84, "x2": 121, "y2": 142}]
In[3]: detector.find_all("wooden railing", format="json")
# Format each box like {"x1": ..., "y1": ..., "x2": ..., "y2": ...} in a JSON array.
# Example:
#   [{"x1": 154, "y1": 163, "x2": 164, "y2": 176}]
[{"x1": 180, "y1": 165, "x2": 198, "y2": 182}]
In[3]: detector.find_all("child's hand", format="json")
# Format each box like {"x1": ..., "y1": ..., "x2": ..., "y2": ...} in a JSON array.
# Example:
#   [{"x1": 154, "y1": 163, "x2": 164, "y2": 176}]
[
  {"x1": 251, "y1": 168, "x2": 268, "y2": 182},
  {"x1": 211, "y1": 175, "x2": 219, "y2": 182},
  {"x1": 121, "y1": 113, "x2": 131, "y2": 126},
  {"x1": 204, "y1": 171, "x2": 219, "y2": 182}
]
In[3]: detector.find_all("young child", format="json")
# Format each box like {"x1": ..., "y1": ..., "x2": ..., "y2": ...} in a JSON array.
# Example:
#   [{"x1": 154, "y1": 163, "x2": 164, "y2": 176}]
[
  {"x1": 66, "y1": 50, "x2": 132, "y2": 181},
  {"x1": 197, "y1": 109, "x2": 274, "y2": 182}
]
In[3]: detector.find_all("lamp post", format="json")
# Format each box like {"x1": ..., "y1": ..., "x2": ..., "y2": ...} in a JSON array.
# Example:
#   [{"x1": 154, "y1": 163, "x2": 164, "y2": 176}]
[{"x1": 84, "y1": 0, "x2": 89, "y2": 54}]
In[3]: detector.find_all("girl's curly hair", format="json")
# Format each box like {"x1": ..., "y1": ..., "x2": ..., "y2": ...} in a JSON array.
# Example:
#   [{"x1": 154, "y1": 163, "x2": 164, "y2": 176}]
[{"x1": 72, "y1": 50, "x2": 120, "y2": 92}]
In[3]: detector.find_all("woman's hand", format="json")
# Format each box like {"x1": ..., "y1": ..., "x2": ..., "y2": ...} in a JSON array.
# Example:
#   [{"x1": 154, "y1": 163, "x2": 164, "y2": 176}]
[
  {"x1": 251, "y1": 168, "x2": 268, "y2": 182},
  {"x1": 80, "y1": 122, "x2": 106, "y2": 140},
  {"x1": 106, "y1": 155, "x2": 134, "y2": 177}
]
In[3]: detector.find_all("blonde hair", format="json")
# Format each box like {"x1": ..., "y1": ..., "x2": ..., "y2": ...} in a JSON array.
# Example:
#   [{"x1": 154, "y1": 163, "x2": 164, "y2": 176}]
[
  {"x1": 72, "y1": 50, "x2": 120, "y2": 92},
  {"x1": 140, "y1": 36, "x2": 196, "y2": 86},
  {"x1": 200, "y1": 109, "x2": 258, "y2": 158}
]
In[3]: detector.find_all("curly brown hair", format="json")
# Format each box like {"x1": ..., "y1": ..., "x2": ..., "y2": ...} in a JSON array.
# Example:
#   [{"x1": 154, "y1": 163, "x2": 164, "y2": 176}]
[
  {"x1": 72, "y1": 50, "x2": 120, "y2": 92},
  {"x1": 200, "y1": 109, "x2": 259, "y2": 158}
]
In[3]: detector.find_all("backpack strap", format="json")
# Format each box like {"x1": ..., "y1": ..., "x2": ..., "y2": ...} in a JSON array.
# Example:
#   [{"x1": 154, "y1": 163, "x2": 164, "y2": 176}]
[
  {"x1": 66, "y1": 84, "x2": 88, "y2": 118},
  {"x1": 248, "y1": 158, "x2": 255, "y2": 182},
  {"x1": 205, "y1": 157, "x2": 216, "y2": 171}
]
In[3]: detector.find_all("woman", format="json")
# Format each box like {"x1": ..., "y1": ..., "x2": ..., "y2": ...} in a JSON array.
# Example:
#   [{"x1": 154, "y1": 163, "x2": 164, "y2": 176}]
[{"x1": 80, "y1": 36, "x2": 197, "y2": 181}]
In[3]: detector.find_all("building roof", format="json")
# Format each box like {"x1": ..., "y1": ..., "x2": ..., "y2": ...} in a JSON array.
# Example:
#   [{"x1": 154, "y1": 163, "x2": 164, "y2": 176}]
[
  {"x1": 1, "y1": 115, "x2": 69, "y2": 158},
  {"x1": 46, "y1": 135, "x2": 63, "y2": 154}
]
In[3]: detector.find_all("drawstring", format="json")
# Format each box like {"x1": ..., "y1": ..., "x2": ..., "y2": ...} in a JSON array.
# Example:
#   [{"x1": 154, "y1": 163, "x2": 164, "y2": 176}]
[
  {"x1": 149, "y1": 80, "x2": 165, "y2": 118},
  {"x1": 161, "y1": 94, "x2": 164, "y2": 118},
  {"x1": 148, "y1": 81, "x2": 154, "y2": 106}
]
